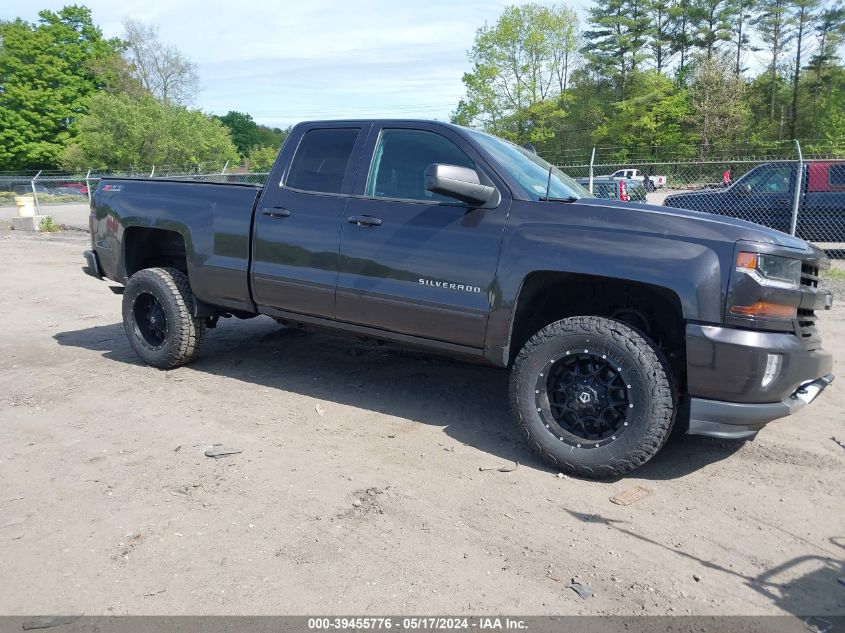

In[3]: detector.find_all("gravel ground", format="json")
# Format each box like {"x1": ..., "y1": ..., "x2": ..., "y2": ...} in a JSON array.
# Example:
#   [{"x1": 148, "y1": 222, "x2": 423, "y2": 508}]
[{"x1": 0, "y1": 230, "x2": 843, "y2": 617}]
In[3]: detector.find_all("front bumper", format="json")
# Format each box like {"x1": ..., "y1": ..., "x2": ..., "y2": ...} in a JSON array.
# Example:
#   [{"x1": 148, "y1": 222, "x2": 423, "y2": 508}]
[
  {"x1": 688, "y1": 374, "x2": 834, "y2": 439},
  {"x1": 685, "y1": 323, "x2": 834, "y2": 439}
]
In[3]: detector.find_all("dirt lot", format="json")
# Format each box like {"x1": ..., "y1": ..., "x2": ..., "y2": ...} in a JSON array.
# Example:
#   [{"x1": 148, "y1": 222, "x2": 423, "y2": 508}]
[{"x1": 0, "y1": 230, "x2": 843, "y2": 617}]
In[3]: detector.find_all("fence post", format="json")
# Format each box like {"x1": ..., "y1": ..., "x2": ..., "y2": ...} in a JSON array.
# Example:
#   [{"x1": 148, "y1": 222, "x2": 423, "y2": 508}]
[
  {"x1": 85, "y1": 169, "x2": 92, "y2": 207},
  {"x1": 790, "y1": 140, "x2": 803, "y2": 236},
  {"x1": 221, "y1": 160, "x2": 229, "y2": 176},
  {"x1": 589, "y1": 147, "x2": 596, "y2": 194},
  {"x1": 31, "y1": 170, "x2": 42, "y2": 215},
  {"x1": 150, "y1": 165, "x2": 155, "y2": 178}
]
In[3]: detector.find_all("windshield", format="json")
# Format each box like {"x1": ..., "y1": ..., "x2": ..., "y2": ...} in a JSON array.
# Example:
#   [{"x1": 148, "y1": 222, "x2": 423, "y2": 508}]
[{"x1": 466, "y1": 130, "x2": 592, "y2": 201}]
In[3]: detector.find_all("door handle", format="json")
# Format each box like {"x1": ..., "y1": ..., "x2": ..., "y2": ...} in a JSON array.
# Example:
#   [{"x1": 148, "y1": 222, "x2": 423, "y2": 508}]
[
  {"x1": 777, "y1": 199, "x2": 790, "y2": 205},
  {"x1": 347, "y1": 215, "x2": 382, "y2": 227},
  {"x1": 262, "y1": 207, "x2": 291, "y2": 218}
]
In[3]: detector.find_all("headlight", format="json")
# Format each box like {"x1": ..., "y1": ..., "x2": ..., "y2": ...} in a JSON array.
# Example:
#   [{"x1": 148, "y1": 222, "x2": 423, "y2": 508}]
[{"x1": 735, "y1": 252, "x2": 801, "y2": 289}]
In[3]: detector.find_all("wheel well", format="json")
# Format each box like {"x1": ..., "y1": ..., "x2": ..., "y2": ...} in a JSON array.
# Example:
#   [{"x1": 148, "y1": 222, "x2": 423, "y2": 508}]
[
  {"x1": 123, "y1": 228, "x2": 188, "y2": 278},
  {"x1": 508, "y1": 272, "x2": 686, "y2": 390}
]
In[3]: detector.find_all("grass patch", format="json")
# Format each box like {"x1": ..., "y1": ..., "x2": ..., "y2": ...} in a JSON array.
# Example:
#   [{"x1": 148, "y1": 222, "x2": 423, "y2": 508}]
[
  {"x1": 823, "y1": 268, "x2": 845, "y2": 281},
  {"x1": 39, "y1": 216, "x2": 60, "y2": 232}
]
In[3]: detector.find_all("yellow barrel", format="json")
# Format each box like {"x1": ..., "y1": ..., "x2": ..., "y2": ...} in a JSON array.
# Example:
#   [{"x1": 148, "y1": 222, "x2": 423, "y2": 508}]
[{"x1": 15, "y1": 196, "x2": 35, "y2": 217}]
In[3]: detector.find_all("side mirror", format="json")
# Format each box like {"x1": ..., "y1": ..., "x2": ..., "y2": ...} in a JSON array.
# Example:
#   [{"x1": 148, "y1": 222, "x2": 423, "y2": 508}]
[
  {"x1": 424, "y1": 164, "x2": 495, "y2": 206},
  {"x1": 736, "y1": 183, "x2": 752, "y2": 196}
]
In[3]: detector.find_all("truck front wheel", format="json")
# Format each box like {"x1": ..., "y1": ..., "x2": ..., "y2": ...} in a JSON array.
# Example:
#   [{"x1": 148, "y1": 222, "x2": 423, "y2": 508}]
[
  {"x1": 122, "y1": 267, "x2": 206, "y2": 369},
  {"x1": 509, "y1": 316, "x2": 675, "y2": 478}
]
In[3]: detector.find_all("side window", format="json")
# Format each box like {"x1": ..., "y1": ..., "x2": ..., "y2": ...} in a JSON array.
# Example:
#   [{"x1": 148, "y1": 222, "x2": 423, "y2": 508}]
[
  {"x1": 829, "y1": 164, "x2": 845, "y2": 188},
  {"x1": 366, "y1": 129, "x2": 476, "y2": 202},
  {"x1": 286, "y1": 128, "x2": 359, "y2": 194},
  {"x1": 746, "y1": 166, "x2": 793, "y2": 194}
]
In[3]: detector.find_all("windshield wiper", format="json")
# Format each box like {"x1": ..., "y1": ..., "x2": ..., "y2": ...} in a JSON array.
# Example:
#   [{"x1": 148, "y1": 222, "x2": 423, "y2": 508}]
[{"x1": 539, "y1": 196, "x2": 579, "y2": 203}]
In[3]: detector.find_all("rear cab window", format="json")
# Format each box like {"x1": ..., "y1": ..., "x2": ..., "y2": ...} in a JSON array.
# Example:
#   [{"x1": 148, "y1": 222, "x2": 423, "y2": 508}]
[{"x1": 285, "y1": 128, "x2": 360, "y2": 194}]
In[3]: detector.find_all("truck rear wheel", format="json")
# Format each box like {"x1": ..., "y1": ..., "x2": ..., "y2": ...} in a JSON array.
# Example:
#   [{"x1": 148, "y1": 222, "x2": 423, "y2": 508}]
[
  {"x1": 122, "y1": 267, "x2": 206, "y2": 369},
  {"x1": 509, "y1": 316, "x2": 675, "y2": 478}
]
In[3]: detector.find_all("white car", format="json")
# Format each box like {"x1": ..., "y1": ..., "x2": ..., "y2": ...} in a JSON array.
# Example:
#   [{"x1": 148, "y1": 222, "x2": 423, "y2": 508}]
[{"x1": 608, "y1": 169, "x2": 667, "y2": 191}]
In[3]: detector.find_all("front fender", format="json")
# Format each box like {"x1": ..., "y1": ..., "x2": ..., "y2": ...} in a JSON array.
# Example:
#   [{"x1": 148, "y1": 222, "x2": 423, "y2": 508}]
[{"x1": 484, "y1": 218, "x2": 734, "y2": 365}]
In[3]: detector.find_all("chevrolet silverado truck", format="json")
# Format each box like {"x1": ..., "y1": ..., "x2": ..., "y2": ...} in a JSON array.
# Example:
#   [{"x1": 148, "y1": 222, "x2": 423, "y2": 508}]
[
  {"x1": 82, "y1": 120, "x2": 835, "y2": 478},
  {"x1": 664, "y1": 161, "x2": 845, "y2": 243}
]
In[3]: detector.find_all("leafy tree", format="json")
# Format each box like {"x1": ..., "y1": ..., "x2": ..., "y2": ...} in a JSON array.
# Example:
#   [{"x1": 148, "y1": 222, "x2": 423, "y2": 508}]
[
  {"x1": 247, "y1": 145, "x2": 280, "y2": 172},
  {"x1": 121, "y1": 18, "x2": 199, "y2": 105},
  {"x1": 687, "y1": 54, "x2": 750, "y2": 155},
  {"x1": 217, "y1": 111, "x2": 262, "y2": 155},
  {"x1": 452, "y1": 3, "x2": 578, "y2": 140},
  {"x1": 63, "y1": 92, "x2": 238, "y2": 170},
  {"x1": 0, "y1": 6, "x2": 122, "y2": 170},
  {"x1": 594, "y1": 70, "x2": 691, "y2": 152},
  {"x1": 255, "y1": 124, "x2": 290, "y2": 149}
]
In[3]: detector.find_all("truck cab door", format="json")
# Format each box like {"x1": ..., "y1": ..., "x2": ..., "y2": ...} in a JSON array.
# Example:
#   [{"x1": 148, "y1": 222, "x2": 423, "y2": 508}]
[
  {"x1": 336, "y1": 124, "x2": 510, "y2": 349},
  {"x1": 251, "y1": 124, "x2": 370, "y2": 318},
  {"x1": 729, "y1": 163, "x2": 795, "y2": 233}
]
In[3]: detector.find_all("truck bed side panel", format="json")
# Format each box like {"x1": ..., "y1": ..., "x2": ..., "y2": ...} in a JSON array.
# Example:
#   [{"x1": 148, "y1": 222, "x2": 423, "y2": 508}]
[{"x1": 92, "y1": 179, "x2": 262, "y2": 312}]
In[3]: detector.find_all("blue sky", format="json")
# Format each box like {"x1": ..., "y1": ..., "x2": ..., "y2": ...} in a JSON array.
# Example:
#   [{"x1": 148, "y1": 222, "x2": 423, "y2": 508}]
[{"x1": 2, "y1": 0, "x2": 588, "y2": 128}]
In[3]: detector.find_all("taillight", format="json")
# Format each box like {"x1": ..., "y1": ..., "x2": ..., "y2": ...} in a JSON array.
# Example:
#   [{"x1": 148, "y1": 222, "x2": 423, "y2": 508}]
[{"x1": 618, "y1": 180, "x2": 628, "y2": 201}]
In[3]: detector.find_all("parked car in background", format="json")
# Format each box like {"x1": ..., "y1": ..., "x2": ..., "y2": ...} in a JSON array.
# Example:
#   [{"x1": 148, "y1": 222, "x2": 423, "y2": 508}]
[
  {"x1": 606, "y1": 168, "x2": 667, "y2": 191},
  {"x1": 663, "y1": 161, "x2": 845, "y2": 243},
  {"x1": 576, "y1": 177, "x2": 647, "y2": 202},
  {"x1": 60, "y1": 183, "x2": 89, "y2": 196}
]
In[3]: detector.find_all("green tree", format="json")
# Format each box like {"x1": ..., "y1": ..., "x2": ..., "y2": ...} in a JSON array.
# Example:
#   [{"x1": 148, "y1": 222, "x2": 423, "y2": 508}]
[
  {"x1": 584, "y1": 0, "x2": 652, "y2": 99},
  {"x1": 594, "y1": 70, "x2": 691, "y2": 152},
  {"x1": 646, "y1": 0, "x2": 674, "y2": 73},
  {"x1": 669, "y1": 0, "x2": 696, "y2": 74},
  {"x1": 807, "y1": 3, "x2": 845, "y2": 113},
  {"x1": 247, "y1": 145, "x2": 280, "y2": 171},
  {"x1": 754, "y1": 0, "x2": 795, "y2": 119},
  {"x1": 687, "y1": 54, "x2": 750, "y2": 155},
  {"x1": 63, "y1": 92, "x2": 239, "y2": 170},
  {"x1": 788, "y1": 0, "x2": 820, "y2": 137},
  {"x1": 0, "y1": 6, "x2": 122, "y2": 170},
  {"x1": 730, "y1": 0, "x2": 759, "y2": 74},
  {"x1": 691, "y1": 0, "x2": 735, "y2": 60},
  {"x1": 452, "y1": 3, "x2": 578, "y2": 141},
  {"x1": 217, "y1": 111, "x2": 262, "y2": 156}
]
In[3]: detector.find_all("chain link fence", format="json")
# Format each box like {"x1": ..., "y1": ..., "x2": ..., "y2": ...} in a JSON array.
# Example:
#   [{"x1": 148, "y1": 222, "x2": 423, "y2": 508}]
[
  {"x1": 2, "y1": 141, "x2": 843, "y2": 253},
  {"x1": 0, "y1": 164, "x2": 272, "y2": 214},
  {"x1": 555, "y1": 140, "x2": 845, "y2": 253}
]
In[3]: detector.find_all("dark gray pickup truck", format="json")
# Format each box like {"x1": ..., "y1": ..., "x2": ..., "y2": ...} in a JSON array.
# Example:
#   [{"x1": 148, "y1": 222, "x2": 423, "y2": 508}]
[{"x1": 83, "y1": 120, "x2": 835, "y2": 478}]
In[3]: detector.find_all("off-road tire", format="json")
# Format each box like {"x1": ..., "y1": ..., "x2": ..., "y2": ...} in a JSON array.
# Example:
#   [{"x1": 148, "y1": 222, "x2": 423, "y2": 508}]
[
  {"x1": 122, "y1": 267, "x2": 206, "y2": 369},
  {"x1": 509, "y1": 316, "x2": 675, "y2": 478}
]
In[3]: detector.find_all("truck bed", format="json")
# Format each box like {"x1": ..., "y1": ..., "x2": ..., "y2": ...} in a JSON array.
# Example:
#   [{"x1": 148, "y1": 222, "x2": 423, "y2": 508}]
[{"x1": 91, "y1": 178, "x2": 263, "y2": 312}]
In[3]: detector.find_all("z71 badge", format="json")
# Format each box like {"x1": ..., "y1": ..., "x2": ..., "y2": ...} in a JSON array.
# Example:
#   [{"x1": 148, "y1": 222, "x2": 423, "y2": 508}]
[{"x1": 419, "y1": 278, "x2": 481, "y2": 293}]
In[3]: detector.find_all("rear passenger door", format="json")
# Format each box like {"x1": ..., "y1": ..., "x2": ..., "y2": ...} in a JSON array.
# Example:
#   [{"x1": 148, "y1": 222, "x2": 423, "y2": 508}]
[
  {"x1": 251, "y1": 125, "x2": 369, "y2": 318},
  {"x1": 335, "y1": 124, "x2": 509, "y2": 348}
]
